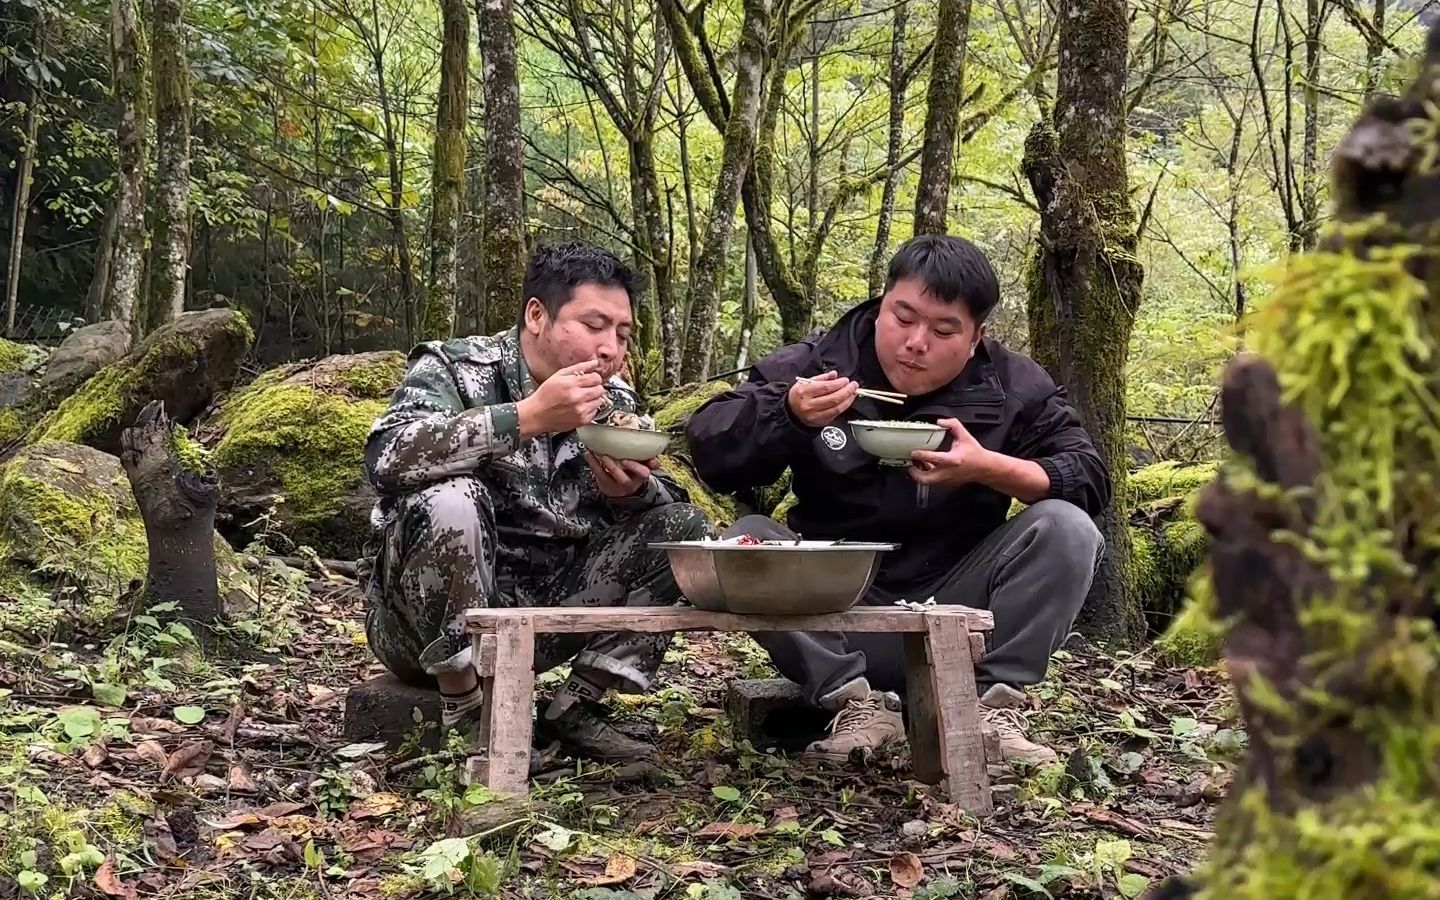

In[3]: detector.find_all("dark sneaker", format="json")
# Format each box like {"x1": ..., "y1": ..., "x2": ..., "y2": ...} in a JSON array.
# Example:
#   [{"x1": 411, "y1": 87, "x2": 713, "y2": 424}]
[{"x1": 536, "y1": 701, "x2": 657, "y2": 762}]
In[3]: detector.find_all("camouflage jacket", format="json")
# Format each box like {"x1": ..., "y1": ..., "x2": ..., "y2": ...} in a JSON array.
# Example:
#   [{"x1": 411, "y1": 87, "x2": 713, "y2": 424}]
[{"x1": 364, "y1": 328, "x2": 688, "y2": 576}]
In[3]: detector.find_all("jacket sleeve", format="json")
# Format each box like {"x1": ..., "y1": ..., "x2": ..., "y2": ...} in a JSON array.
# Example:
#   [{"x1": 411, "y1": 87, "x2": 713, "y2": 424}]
[
  {"x1": 684, "y1": 342, "x2": 819, "y2": 494},
  {"x1": 364, "y1": 347, "x2": 520, "y2": 496},
  {"x1": 1008, "y1": 381, "x2": 1112, "y2": 516}
]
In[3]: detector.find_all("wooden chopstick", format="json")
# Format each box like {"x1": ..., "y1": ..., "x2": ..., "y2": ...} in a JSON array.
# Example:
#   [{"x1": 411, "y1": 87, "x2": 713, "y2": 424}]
[{"x1": 796, "y1": 376, "x2": 906, "y2": 405}]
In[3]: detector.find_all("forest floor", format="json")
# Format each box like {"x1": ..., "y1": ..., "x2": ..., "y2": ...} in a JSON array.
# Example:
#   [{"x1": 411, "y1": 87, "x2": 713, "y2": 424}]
[{"x1": 0, "y1": 564, "x2": 1239, "y2": 900}]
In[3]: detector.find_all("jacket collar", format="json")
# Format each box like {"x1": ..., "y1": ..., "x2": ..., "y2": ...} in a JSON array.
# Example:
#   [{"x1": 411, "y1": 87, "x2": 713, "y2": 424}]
[
  {"x1": 812, "y1": 297, "x2": 1006, "y2": 410},
  {"x1": 498, "y1": 327, "x2": 538, "y2": 402}
]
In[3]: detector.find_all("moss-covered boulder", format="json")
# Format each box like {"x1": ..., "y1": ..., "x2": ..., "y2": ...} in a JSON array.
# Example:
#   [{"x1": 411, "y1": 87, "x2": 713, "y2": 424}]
[
  {"x1": 1155, "y1": 588, "x2": 1225, "y2": 667},
  {"x1": 658, "y1": 452, "x2": 738, "y2": 528},
  {"x1": 0, "y1": 441, "x2": 243, "y2": 611},
  {"x1": 38, "y1": 320, "x2": 131, "y2": 400},
  {"x1": 29, "y1": 309, "x2": 254, "y2": 455},
  {"x1": 201, "y1": 351, "x2": 406, "y2": 559},
  {"x1": 650, "y1": 380, "x2": 732, "y2": 433},
  {"x1": 1128, "y1": 461, "x2": 1215, "y2": 630},
  {"x1": 0, "y1": 338, "x2": 49, "y2": 445}
]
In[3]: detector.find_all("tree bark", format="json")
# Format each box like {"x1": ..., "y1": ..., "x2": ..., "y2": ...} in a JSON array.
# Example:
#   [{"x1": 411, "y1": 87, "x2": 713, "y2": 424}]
[
  {"x1": 5, "y1": 91, "x2": 40, "y2": 338},
  {"x1": 1022, "y1": 0, "x2": 1144, "y2": 645},
  {"x1": 479, "y1": 0, "x2": 526, "y2": 333},
  {"x1": 672, "y1": 0, "x2": 770, "y2": 382},
  {"x1": 86, "y1": 201, "x2": 120, "y2": 324},
  {"x1": 869, "y1": 0, "x2": 910, "y2": 297},
  {"x1": 106, "y1": 0, "x2": 148, "y2": 336},
  {"x1": 736, "y1": 234, "x2": 758, "y2": 370},
  {"x1": 425, "y1": 0, "x2": 469, "y2": 340},
  {"x1": 120, "y1": 401, "x2": 221, "y2": 649},
  {"x1": 912, "y1": 0, "x2": 972, "y2": 236},
  {"x1": 148, "y1": 0, "x2": 191, "y2": 335}
]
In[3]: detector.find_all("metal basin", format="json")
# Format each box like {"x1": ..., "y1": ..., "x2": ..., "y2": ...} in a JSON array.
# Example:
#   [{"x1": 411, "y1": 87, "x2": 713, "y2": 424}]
[{"x1": 649, "y1": 539, "x2": 898, "y2": 615}]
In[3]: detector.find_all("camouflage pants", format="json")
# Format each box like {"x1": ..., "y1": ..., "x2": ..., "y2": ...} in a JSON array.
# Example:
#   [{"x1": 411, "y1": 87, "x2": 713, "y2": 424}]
[{"x1": 364, "y1": 475, "x2": 712, "y2": 694}]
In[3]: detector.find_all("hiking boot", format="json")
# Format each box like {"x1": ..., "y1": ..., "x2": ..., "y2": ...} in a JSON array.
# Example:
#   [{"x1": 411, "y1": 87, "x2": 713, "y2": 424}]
[
  {"x1": 536, "y1": 701, "x2": 657, "y2": 762},
  {"x1": 803, "y1": 683, "x2": 905, "y2": 764},
  {"x1": 980, "y1": 684, "x2": 1057, "y2": 765}
]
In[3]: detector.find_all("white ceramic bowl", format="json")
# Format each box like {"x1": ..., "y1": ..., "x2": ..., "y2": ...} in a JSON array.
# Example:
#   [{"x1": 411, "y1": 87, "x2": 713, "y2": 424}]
[
  {"x1": 849, "y1": 420, "x2": 946, "y2": 465},
  {"x1": 576, "y1": 423, "x2": 673, "y2": 460}
]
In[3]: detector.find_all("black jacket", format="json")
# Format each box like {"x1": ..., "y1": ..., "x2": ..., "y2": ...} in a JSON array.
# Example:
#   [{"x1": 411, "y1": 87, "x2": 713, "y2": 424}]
[{"x1": 684, "y1": 298, "x2": 1111, "y2": 594}]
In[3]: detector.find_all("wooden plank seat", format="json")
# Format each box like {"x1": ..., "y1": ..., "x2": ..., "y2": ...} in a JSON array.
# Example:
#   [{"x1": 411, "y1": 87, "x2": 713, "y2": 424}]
[{"x1": 463, "y1": 605, "x2": 997, "y2": 815}]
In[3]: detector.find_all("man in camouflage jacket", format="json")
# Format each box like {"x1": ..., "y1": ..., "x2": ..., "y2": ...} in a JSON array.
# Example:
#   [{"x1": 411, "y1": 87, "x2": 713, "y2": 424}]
[{"x1": 362, "y1": 242, "x2": 711, "y2": 762}]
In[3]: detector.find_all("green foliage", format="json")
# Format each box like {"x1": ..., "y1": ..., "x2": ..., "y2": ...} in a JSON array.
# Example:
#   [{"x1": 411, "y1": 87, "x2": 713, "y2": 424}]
[{"x1": 170, "y1": 425, "x2": 209, "y2": 473}]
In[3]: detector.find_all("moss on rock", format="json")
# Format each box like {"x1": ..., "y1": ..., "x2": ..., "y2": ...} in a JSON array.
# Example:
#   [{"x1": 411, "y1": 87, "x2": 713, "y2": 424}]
[
  {"x1": 0, "y1": 338, "x2": 31, "y2": 374},
  {"x1": 1128, "y1": 460, "x2": 1217, "y2": 507},
  {"x1": 651, "y1": 381, "x2": 732, "y2": 433},
  {"x1": 29, "y1": 309, "x2": 254, "y2": 454},
  {"x1": 1155, "y1": 583, "x2": 1225, "y2": 667},
  {"x1": 205, "y1": 351, "x2": 405, "y2": 558},
  {"x1": 1128, "y1": 462, "x2": 1214, "y2": 630},
  {"x1": 658, "y1": 452, "x2": 737, "y2": 527}
]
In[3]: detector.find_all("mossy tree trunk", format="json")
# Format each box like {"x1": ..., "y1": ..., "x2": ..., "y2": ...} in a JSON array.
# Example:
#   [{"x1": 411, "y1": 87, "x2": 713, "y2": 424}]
[
  {"x1": 106, "y1": 0, "x2": 149, "y2": 337},
  {"x1": 121, "y1": 401, "x2": 221, "y2": 649},
  {"x1": 667, "y1": 0, "x2": 770, "y2": 382},
  {"x1": 912, "y1": 0, "x2": 971, "y2": 236},
  {"x1": 479, "y1": 0, "x2": 526, "y2": 334},
  {"x1": 1021, "y1": 0, "x2": 1145, "y2": 645},
  {"x1": 1156, "y1": 27, "x2": 1440, "y2": 899},
  {"x1": 148, "y1": 0, "x2": 191, "y2": 335},
  {"x1": 424, "y1": 0, "x2": 469, "y2": 340}
]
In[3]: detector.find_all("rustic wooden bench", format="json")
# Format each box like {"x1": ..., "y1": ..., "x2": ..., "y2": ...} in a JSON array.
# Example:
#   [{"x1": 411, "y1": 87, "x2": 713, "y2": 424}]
[{"x1": 463, "y1": 605, "x2": 997, "y2": 815}]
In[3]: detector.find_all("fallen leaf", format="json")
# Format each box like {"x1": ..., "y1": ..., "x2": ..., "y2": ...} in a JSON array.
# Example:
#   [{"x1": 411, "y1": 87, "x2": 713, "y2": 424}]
[
  {"x1": 135, "y1": 740, "x2": 169, "y2": 769},
  {"x1": 579, "y1": 854, "x2": 637, "y2": 886},
  {"x1": 220, "y1": 702, "x2": 246, "y2": 745},
  {"x1": 255, "y1": 802, "x2": 308, "y2": 819},
  {"x1": 83, "y1": 743, "x2": 109, "y2": 769},
  {"x1": 204, "y1": 812, "x2": 263, "y2": 831},
  {"x1": 672, "y1": 861, "x2": 728, "y2": 879},
  {"x1": 26, "y1": 744, "x2": 77, "y2": 768},
  {"x1": 772, "y1": 806, "x2": 799, "y2": 825},
  {"x1": 1075, "y1": 804, "x2": 1152, "y2": 838},
  {"x1": 347, "y1": 792, "x2": 407, "y2": 820},
  {"x1": 241, "y1": 828, "x2": 287, "y2": 852},
  {"x1": 190, "y1": 773, "x2": 227, "y2": 792},
  {"x1": 980, "y1": 886, "x2": 1011, "y2": 900},
  {"x1": 163, "y1": 740, "x2": 213, "y2": 779},
  {"x1": 634, "y1": 816, "x2": 671, "y2": 834},
  {"x1": 696, "y1": 821, "x2": 761, "y2": 840},
  {"x1": 340, "y1": 828, "x2": 413, "y2": 857},
  {"x1": 889, "y1": 852, "x2": 923, "y2": 889},
  {"x1": 95, "y1": 857, "x2": 137, "y2": 900},
  {"x1": 227, "y1": 762, "x2": 258, "y2": 793},
  {"x1": 145, "y1": 816, "x2": 179, "y2": 861},
  {"x1": 129, "y1": 715, "x2": 185, "y2": 735},
  {"x1": 980, "y1": 836, "x2": 1018, "y2": 861},
  {"x1": 306, "y1": 683, "x2": 339, "y2": 705}
]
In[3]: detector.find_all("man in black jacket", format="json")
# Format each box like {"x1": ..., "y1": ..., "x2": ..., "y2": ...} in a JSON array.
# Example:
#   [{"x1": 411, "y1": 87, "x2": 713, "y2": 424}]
[{"x1": 684, "y1": 234, "x2": 1109, "y2": 765}]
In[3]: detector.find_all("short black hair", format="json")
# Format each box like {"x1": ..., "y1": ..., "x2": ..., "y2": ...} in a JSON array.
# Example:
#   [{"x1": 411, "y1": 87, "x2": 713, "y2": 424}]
[
  {"x1": 520, "y1": 241, "x2": 639, "y2": 326},
  {"x1": 885, "y1": 234, "x2": 1001, "y2": 324}
]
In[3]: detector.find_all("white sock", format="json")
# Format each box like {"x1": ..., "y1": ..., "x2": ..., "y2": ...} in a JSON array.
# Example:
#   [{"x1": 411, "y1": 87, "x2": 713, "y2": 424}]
[{"x1": 439, "y1": 684, "x2": 484, "y2": 730}]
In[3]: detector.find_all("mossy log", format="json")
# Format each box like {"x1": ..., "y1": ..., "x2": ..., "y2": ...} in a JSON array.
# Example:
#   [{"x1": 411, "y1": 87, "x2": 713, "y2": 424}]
[
  {"x1": 29, "y1": 309, "x2": 253, "y2": 455},
  {"x1": 1157, "y1": 30, "x2": 1440, "y2": 898},
  {"x1": 120, "y1": 401, "x2": 222, "y2": 647}
]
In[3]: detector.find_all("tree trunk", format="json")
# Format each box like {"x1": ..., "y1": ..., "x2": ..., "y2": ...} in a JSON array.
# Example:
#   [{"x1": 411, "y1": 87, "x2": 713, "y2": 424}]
[
  {"x1": 674, "y1": 0, "x2": 770, "y2": 382},
  {"x1": 735, "y1": 234, "x2": 758, "y2": 370},
  {"x1": 479, "y1": 0, "x2": 526, "y2": 333},
  {"x1": 1363, "y1": 0, "x2": 1385, "y2": 99},
  {"x1": 1021, "y1": 0, "x2": 1144, "y2": 645},
  {"x1": 120, "y1": 401, "x2": 221, "y2": 649},
  {"x1": 1159, "y1": 29, "x2": 1440, "y2": 896},
  {"x1": 869, "y1": 0, "x2": 910, "y2": 297},
  {"x1": 912, "y1": 0, "x2": 972, "y2": 236},
  {"x1": 5, "y1": 92, "x2": 40, "y2": 338},
  {"x1": 148, "y1": 0, "x2": 190, "y2": 335},
  {"x1": 86, "y1": 201, "x2": 120, "y2": 324},
  {"x1": 1298, "y1": 0, "x2": 1325, "y2": 251},
  {"x1": 106, "y1": 0, "x2": 148, "y2": 336},
  {"x1": 425, "y1": 0, "x2": 469, "y2": 340}
]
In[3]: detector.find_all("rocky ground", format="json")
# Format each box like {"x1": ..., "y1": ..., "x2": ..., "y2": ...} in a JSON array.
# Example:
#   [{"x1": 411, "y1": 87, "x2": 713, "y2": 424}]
[{"x1": 0, "y1": 559, "x2": 1237, "y2": 900}]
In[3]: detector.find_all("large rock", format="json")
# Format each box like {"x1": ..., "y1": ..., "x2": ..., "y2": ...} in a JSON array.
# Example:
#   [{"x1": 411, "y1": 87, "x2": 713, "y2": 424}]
[
  {"x1": 29, "y1": 309, "x2": 254, "y2": 455},
  {"x1": 0, "y1": 441, "x2": 244, "y2": 610},
  {"x1": 38, "y1": 320, "x2": 132, "y2": 399},
  {"x1": 0, "y1": 338, "x2": 48, "y2": 445},
  {"x1": 201, "y1": 351, "x2": 406, "y2": 559},
  {"x1": 1129, "y1": 461, "x2": 1216, "y2": 629}
]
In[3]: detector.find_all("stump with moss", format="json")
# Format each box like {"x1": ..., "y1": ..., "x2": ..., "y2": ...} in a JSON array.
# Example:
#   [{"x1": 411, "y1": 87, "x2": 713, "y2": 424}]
[
  {"x1": 200, "y1": 351, "x2": 406, "y2": 559},
  {"x1": 1159, "y1": 29, "x2": 1440, "y2": 899}
]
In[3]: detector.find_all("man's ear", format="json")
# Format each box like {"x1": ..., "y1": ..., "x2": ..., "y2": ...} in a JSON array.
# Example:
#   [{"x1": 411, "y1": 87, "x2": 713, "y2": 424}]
[
  {"x1": 522, "y1": 297, "x2": 547, "y2": 336},
  {"x1": 972, "y1": 322, "x2": 987, "y2": 351}
]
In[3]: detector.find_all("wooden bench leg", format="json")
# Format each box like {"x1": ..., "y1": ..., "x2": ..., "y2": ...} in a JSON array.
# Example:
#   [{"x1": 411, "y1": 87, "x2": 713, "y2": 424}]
[
  {"x1": 464, "y1": 634, "x2": 498, "y2": 785},
  {"x1": 482, "y1": 616, "x2": 535, "y2": 796},
  {"x1": 903, "y1": 613, "x2": 991, "y2": 816}
]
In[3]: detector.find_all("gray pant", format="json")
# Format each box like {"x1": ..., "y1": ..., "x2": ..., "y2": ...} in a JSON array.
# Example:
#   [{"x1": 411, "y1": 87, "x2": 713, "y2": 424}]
[{"x1": 726, "y1": 500, "x2": 1104, "y2": 709}]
